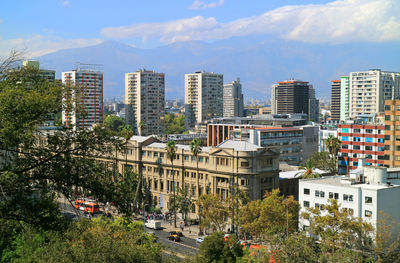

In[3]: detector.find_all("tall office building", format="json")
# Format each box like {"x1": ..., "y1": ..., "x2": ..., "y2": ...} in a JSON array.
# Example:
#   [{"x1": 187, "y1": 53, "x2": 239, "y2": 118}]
[
  {"x1": 185, "y1": 71, "x2": 223, "y2": 129},
  {"x1": 62, "y1": 63, "x2": 103, "y2": 130},
  {"x1": 22, "y1": 60, "x2": 55, "y2": 81},
  {"x1": 340, "y1": 76, "x2": 350, "y2": 121},
  {"x1": 308, "y1": 85, "x2": 320, "y2": 122},
  {"x1": 349, "y1": 69, "x2": 400, "y2": 119},
  {"x1": 223, "y1": 78, "x2": 244, "y2": 117},
  {"x1": 125, "y1": 69, "x2": 165, "y2": 136},
  {"x1": 384, "y1": 99, "x2": 400, "y2": 168},
  {"x1": 272, "y1": 80, "x2": 317, "y2": 121},
  {"x1": 331, "y1": 80, "x2": 341, "y2": 121}
]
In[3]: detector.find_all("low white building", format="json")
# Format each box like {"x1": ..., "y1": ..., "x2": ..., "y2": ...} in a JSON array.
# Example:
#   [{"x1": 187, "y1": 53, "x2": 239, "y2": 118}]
[{"x1": 299, "y1": 166, "x2": 400, "y2": 235}]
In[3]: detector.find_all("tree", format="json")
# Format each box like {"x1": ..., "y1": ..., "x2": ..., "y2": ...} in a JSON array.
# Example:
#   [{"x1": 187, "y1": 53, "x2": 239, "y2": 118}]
[
  {"x1": 103, "y1": 115, "x2": 125, "y2": 134},
  {"x1": 166, "y1": 140, "x2": 177, "y2": 227},
  {"x1": 197, "y1": 194, "x2": 229, "y2": 233},
  {"x1": 301, "y1": 199, "x2": 374, "y2": 261},
  {"x1": 15, "y1": 218, "x2": 165, "y2": 263},
  {"x1": 239, "y1": 189, "x2": 299, "y2": 240},
  {"x1": 165, "y1": 114, "x2": 185, "y2": 135},
  {"x1": 196, "y1": 232, "x2": 243, "y2": 263},
  {"x1": 325, "y1": 135, "x2": 341, "y2": 174},
  {"x1": 272, "y1": 232, "x2": 319, "y2": 263},
  {"x1": 309, "y1": 151, "x2": 335, "y2": 174},
  {"x1": 138, "y1": 120, "x2": 146, "y2": 136},
  {"x1": 297, "y1": 159, "x2": 321, "y2": 179},
  {"x1": 175, "y1": 186, "x2": 192, "y2": 223},
  {"x1": 374, "y1": 211, "x2": 400, "y2": 263},
  {"x1": 190, "y1": 138, "x2": 202, "y2": 197}
]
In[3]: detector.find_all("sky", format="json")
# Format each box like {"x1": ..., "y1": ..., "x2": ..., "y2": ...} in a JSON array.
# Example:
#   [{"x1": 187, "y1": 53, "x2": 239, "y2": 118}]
[{"x1": 1, "y1": 0, "x2": 400, "y2": 58}]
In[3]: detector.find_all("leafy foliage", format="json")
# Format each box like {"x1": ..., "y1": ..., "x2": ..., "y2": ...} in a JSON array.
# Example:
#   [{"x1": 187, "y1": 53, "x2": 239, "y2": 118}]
[
  {"x1": 103, "y1": 115, "x2": 126, "y2": 134},
  {"x1": 165, "y1": 114, "x2": 185, "y2": 135},
  {"x1": 197, "y1": 194, "x2": 229, "y2": 233},
  {"x1": 309, "y1": 151, "x2": 335, "y2": 174},
  {"x1": 239, "y1": 189, "x2": 299, "y2": 240}
]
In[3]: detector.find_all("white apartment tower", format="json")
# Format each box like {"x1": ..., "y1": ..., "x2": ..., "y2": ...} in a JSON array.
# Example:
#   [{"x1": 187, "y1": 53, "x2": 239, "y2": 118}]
[
  {"x1": 223, "y1": 78, "x2": 244, "y2": 117},
  {"x1": 62, "y1": 64, "x2": 103, "y2": 130},
  {"x1": 185, "y1": 71, "x2": 223, "y2": 129},
  {"x1": 125, "y1": 69, "x2": 165, "y2": 136},
  {"x1": 349, "y1": 69, "x2": 400, "y2": 119}
]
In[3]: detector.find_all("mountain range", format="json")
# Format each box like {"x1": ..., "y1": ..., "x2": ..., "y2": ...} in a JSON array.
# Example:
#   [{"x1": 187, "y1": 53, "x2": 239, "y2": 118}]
[{"x1": 36, "y1": 36, "x2": 400, "y2": 100}]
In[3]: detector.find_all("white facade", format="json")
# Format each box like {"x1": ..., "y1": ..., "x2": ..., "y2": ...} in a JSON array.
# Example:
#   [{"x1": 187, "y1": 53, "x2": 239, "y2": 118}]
[
  {"x1": 185, "y1": 71, "x2": 223, "y2": 129},
  {"x1": 319, "y1": 128, "x2": 338, "y2": 152},
  {"x1": 299, "y1": 167, "x2": 400, "y2": 236},
  {"x1": 62, "y1": 68, "x2": 103, "y2": 130},
  {"x1": 223, "y1": 78, "x2": 244, "y2": 118},
  {"x1": 340, "y1": 76, "x2": 350, "y2": 121},
  {"x1": 125, "y1": 69, "x2": 165, "y2": 136},
  {"x1": 349, "y1": 70, "x2": 400, "y2": 119}
]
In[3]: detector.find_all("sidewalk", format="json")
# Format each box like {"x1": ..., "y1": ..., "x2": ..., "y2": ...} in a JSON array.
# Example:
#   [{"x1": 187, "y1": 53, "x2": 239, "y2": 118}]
[{"x1": 145, "y1": 215, "x2": 201, "y2": 239}]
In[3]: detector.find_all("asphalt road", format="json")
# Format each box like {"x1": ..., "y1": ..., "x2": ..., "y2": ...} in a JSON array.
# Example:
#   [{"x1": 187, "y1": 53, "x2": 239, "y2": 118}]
[{"x1": 145, "y1": 228, "x2": 199, "y2": 257}]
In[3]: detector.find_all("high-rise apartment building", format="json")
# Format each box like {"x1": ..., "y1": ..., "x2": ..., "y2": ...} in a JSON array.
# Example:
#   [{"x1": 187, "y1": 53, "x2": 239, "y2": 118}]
[
  {"x1": 331, "y1": 80, "x2": 341, "y2": 121},
  {"x1": 62, "y1": 63, "x2": 103, "y2": 130},
  {"x1": 271, "y1": 80, "x2": 318, "y2": 121},
  {"x1": 125, "y1": 69, "x2": 165, "y2": 136},
  {"x1": 185, "y1": 71, "x2": 223, "y2": 129},
  {"x1": 223, "y1": 78, "x2": 244, "y2": 117},
  {"x1": 384, "y1": 100, "x2": 400, "y2": 168},
  {"x1": 340, "y1": 76, "x2": 350, "y2": 121},
  {"x1": 348, "y1": 69, "x2": 400, "y2": 119},
  {"x1": 338, "y1": 122, "x2": 385, "y2": 174}
]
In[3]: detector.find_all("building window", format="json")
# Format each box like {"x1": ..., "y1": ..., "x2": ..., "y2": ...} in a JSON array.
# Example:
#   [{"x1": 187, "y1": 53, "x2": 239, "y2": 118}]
[
  {"x1": 354, "y1": 129, "x2": 361, "y2": 133},
  {"x1": 353, "y1": 137, "x2": 361, "y2": 142},
  {"x1": 315, "y1": 190, "x2": 320, "y2": 197},
  {"x1": 365, "y1": 138, "x2": 373, "y2": 143},
  {"x1": 241, "y1": 161, "x2": 249, "y2": 167},
  {"x1": 365, "y1": 196, "x2": 372, "y2": 203},
  {"x1": 334, "y1": 193, "x2": 339, "y2": 200},
  {"x1": 329, "y1": 192, "x2": 333, "y2": 199},
  {"x1": 303, "y1": 201, "x2": 310, "y2": 208},
  {"x1": 304, "y1": 188, "x2": 310, "y2": 195},
  {"x1": 184, "y1": 155, "x2": 189, "y2": 161},
  {"x1": 320, "y1": 191, "x2": 325, "y2": 198},
  {"x1": 365, "y1": 210, "x2": 372, "y2": 217},
  {"x1": 366, "y1": 129, "x2": 373, "y2": 133},
  {"x1": 342, "y1": 136, "x2": 349, "y2": 141},
  {"x1": 315, "y1": 203, "x2": 320, "y2": 209}
]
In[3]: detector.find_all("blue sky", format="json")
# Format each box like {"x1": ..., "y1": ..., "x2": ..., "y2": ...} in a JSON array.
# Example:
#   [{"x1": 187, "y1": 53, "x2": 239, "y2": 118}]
[{"x1": 1, "y1": 0, "x2": 399, "y2": 57}]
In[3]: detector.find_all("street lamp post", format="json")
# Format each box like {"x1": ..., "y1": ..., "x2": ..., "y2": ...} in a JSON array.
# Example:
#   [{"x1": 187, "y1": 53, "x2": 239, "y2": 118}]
[{"x1": 143, "y1": 204, "x2": 149, "y2": 232}]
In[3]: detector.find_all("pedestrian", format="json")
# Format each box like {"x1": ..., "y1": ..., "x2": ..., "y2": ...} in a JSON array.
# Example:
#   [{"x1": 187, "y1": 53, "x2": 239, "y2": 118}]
[{"x1": 180, "y1": 222, "x2": 184, "y2": 232}]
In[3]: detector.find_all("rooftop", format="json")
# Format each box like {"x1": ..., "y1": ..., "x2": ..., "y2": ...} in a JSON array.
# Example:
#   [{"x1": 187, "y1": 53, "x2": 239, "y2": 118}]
[
  {"x1": 146, "y1": 142, "x2": 211, "y2": 153},
  {"x1": 300, "y1": 176, "x2": 400, "y2": 190},
  {"x1": 216, "y1": 140, "x2": 263, "y2": 152}
]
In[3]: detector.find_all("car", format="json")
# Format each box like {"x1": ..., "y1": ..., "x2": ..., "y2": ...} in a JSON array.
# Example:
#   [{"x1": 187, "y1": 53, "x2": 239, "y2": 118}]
[
  {"x1": 196, "y1": 236, "x2": 206, "y2": 243},
  {"x1": 169, "y1": 231, "x2": 184, "y2": 237},
  {"x1": 168, "y1": 234, "x2": 181, "y2": 242}
]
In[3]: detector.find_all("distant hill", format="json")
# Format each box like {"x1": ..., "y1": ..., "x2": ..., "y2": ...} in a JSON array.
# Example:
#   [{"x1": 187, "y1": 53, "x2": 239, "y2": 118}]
[{"x1": 36, "y1": 37, "x2": 400, "y2": 100}]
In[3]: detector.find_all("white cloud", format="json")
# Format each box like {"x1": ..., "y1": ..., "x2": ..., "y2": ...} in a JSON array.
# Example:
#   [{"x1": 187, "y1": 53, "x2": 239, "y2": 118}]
[
  {"x1": 62, "y1": 1, "x2": 70, "y2": 7},
  {"x1": 189, "y1": 0, "x2": 224, "y2": 10},
  {"x1": 0, "y1": 35, "x2": 103, "y2": 58},
  {"x1": 101, "y1": 0, "x2": 400, "y2": 44}
]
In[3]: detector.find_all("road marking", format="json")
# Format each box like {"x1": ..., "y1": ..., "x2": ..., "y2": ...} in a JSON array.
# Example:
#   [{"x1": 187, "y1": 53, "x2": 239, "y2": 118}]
[
  {"x1": 162, "y1": 249, "x2": 186, "y2": 259},
  {"x1": 161, "y1": 237, "x2": 199, "y2": 250}
]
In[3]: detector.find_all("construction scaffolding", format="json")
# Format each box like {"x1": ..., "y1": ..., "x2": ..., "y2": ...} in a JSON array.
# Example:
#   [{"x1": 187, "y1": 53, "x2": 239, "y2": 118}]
[{"x1": 74, "y1": 62, "x2": 103, "y2": 72}]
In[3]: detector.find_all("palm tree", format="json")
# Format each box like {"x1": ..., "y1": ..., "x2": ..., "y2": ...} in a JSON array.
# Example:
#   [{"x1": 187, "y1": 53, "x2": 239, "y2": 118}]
[
  {"x1": 325, "y1": 135, "x2": 341, "y2": 174},
  {"x1": 166, "y1": 140, "x2": 177, "y2": 227},
  {"x1": 138, "y1": 120, "x2": 146, "y2": 136},
  {"x1": 122, "y1": 126, "x2": 134, "y2": 174},
  {"x1": 297, "y1": 159, "x2": 321, "y2": 179},
  {"x1": 190, "y1": 138, "x2": 202, "y2": 197}
]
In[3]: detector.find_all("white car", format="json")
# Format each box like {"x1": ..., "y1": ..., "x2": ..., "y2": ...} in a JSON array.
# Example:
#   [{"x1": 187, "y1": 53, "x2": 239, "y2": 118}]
[{"x1": 196, "y1": 236, "x2": 206, "y2": 243}]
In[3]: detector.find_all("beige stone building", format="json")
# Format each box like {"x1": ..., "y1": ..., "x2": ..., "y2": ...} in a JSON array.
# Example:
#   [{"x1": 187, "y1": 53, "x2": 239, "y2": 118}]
[{"x1": 109, "y1": 136, "x2": 279, "y2": 213}]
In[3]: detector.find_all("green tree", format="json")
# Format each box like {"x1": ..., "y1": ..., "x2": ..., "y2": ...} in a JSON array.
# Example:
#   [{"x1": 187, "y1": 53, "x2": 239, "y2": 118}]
[
  {"x1": 175, "y1": 186, "x2": 192, "y2": 223},
  {"x1": 166, "y1": 140, "x2": 177, "y2": 227},
  {"x1": 103, "y1": 115, "x2": 125, "y2": 134},
  {"x1": 197, "y1": 194, "x2": 229, "y2": 233},
  {"x1": 138, "y1": 120, "x2": 146, "y2": 136},
  {"x1": 239, "y1": 189, "x2": 299, "y2": 240},
  {"x1": 297, "y1": 159, "x2": 321, "y2": 179},
  {"x1": 325, "y1": 135, "x2": 341, "y2": 174},
  {"x1": 190, "y1": 138, "x2": 202, "y2": 197},
  {"x1": 309, "y1": 151, "x2": 335, "y2": 174},
  {"x1": 165, "y1": 114, "x2": 185, "y2": 135},
  {"x1": 272, "y1": 232, "x2": 319, "y2": 263},
  {"x1": 374, "y1": 211, "x2": 400, "y2": 263},
  {"x1": 195, "y1": 232, "x2": 243, "y2": 263},
  {"x1": 302, "y1": 199, "x2": 374, "y2": 261}
]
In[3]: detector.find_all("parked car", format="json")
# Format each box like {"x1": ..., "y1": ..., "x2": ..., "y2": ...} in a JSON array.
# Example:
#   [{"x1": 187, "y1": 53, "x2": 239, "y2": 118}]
[
  {"x1": 169, "y1": 231, "x2": 184, "y2": 237},
  {"x1": 168, "y1": 234, "x2": 181, "y2": 242},
  {"x1": 196, "y1": 236, "x2": 206, "y2": 243}
]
